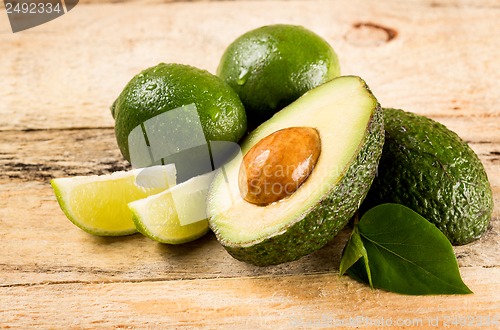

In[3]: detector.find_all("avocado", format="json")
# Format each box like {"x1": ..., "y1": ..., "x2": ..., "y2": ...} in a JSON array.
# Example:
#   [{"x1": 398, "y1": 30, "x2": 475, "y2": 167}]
[
  {"x1": 362, "y1": 108, "x2": 493, "y2": 245},
  {"x1": 207, "y1": 76, "x2": 384, "y2": 266}
]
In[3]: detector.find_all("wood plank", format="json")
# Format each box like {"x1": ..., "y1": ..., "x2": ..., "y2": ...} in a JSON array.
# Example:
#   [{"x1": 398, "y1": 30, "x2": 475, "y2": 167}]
[
  {"x1": 1, "y1": 116, "x2": 499, "y2": 182},
  {"x1": 1, "y1": 114, "x2": 499, "y2": 185},
  {"x1": 0, "y1": 126, "x2": 498, "y2": 286},
  {"x1": 0, "y1": 179, "x2": 352, "y2": 286},
  {"x1": 1, "y1": 267, "x2": 499, "y2": 328},
  {"x1": 8, "y1": 181, "x2": 500, "y2": 284},
  {"x1": 0, "y1": 180, "x2": 498, "y2": 286},
  {"x1": 1, "y1": 1, "x2": 499, "y2": 130}
]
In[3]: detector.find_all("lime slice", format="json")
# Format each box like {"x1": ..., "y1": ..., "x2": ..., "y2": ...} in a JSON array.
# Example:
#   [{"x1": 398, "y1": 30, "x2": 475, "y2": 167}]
[
  {"x1": 129, "y1": 171, "x2": 215, "y2": 244},
  {"x1": 51, "y1": 165, "x2": 177, "y2": 236}
]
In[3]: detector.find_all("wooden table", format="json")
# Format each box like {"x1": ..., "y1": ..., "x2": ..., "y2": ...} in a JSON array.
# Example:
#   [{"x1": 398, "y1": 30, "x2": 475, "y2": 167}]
[{"x1": 1, "y1": 0, "x2": 499, "y2": 328}]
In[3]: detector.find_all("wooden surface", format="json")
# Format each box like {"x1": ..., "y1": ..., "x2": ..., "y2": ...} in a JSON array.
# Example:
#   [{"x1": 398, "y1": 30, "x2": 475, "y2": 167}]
[{"x1": 1, "y1": 0, "x2": 499, "y2": 328}]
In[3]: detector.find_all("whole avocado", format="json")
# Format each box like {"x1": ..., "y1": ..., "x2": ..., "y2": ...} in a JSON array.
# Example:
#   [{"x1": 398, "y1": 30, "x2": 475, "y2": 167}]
[{"x1": 362, "y1": 108, "x2": 493, "y2": 245}]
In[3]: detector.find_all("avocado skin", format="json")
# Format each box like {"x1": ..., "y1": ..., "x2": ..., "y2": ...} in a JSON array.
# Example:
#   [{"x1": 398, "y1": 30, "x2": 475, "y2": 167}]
[
  {"x1": 223, "y1": 104, "x2": 384, "y2": 266},
  {"x1": 362, "y1": 108, "x2": 493, "y2": 245}
]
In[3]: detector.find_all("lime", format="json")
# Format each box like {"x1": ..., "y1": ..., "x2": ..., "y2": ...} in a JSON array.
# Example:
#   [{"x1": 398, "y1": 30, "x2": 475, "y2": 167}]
[
  {"x1": 129, "y1": 171, "x2": 215, "y2": 244},
  {"x1": 51, "y1": 165, "x2": 176, "y2": 236},
  {"x1": 113, "y1": 63, "x2": 247, "y2": 164},
  {"x1": 217, "y1": 24, "x2": 340, "y2": 128}
]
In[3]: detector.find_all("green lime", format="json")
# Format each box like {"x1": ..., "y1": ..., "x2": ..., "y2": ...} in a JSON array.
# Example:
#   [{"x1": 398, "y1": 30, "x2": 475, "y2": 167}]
[
  {"x1": 129, "y1": 171, "x2": 215, "y2": 244},
  {"x1": 51, "y1": 165, "x2": 177, "y2": 236},
  {"x1": 217, "y1": 24, "x2": 340, "y2": 128},
  {"x1": 113, "y1": 63, "x2": 247, "y2": 164}
]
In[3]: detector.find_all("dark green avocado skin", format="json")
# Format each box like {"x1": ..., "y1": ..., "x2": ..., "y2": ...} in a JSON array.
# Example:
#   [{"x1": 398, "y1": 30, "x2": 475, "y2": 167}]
[
  {"x1": 224, "y1": 104, "x2": 385, "y2": 266},
  {"x1": 362, "y1": 108, "x2": 493, "y2": 245}
]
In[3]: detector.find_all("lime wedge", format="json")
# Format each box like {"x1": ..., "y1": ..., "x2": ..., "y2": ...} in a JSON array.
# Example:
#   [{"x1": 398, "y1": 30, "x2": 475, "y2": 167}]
[
  {"x1": 51, "y1": 165, "x2": 177, "y2": 236},
  {"x1": 129, "y1": 171, "x2": 215, "y2": 244}
]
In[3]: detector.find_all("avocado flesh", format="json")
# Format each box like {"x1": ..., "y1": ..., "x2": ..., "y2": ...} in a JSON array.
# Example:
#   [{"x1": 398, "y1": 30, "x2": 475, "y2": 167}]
[
  {"x1": 207, "y1": 76, "x2": 384, "y2": 266},
  {"x1": 363, "y1": 108, "x2": 493, "y2": 245}
]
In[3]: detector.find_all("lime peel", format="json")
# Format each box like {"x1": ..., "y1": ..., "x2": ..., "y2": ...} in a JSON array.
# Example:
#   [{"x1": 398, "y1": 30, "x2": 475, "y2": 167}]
[
  {"x1": 51, "y1": 165, "x2": 176, "y2": 236},
  {"x1": 129, "y1": 171, "x2": 216, "y2": 244}
]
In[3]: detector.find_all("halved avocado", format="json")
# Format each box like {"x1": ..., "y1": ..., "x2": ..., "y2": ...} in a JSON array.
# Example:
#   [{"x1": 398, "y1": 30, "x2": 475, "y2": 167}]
[{"x1": 207, "y1": 76, "x2": 384, "y2": 266}]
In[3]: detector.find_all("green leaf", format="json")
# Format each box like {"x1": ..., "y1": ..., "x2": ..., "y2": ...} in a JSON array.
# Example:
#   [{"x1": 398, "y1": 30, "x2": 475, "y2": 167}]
[
  {"x1": 339, "y1": 226, "x2": 373, "y2": 288},
  {"x1": 344, "y1": 203, "x2": 472, "y2": 295}
]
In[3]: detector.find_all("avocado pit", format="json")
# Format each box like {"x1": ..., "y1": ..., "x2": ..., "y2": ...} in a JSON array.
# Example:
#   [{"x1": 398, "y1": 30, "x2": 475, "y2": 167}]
[{"x1": 238, "y1": 126, "x2": 321, "y2": 205}]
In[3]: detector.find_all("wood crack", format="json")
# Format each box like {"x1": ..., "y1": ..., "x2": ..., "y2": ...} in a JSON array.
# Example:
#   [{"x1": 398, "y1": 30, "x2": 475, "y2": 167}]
[
  {"x1": 0, "y1": 128, "x2": 130, "y2": 183},
  {"x1": 1, "y1": 264, "x2": 497, "y2": 289}
]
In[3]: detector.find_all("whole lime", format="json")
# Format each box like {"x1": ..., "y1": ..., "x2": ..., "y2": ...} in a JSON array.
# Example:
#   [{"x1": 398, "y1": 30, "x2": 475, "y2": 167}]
[
  {"x1": 113, "y1": 63, "x2": 247, "y2": 168},
  {"x1": 217, "y1": 24, "x2": 340, "y2": 128}
]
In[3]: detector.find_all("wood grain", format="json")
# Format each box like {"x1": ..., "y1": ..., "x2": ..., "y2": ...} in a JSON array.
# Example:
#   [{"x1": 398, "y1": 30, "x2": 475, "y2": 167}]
[
  {"x1": 1, "y1": 0, "x2": 499, "y2": 130},
  {"x1": 1, "y1": 0, "x2": 499, "y2": 328},
  {"x1": 1, "y1": 183, "x2": 497, "y2": 287},
  {"x1": 0, "y1": 128, "x2": 498, "y2": 327},
  {"x1": 1, "y1": 118, "x2": 498, "y2": 184},
  {"x1": 2, "y1": 268, "x2": 499, "y2": 329}
]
